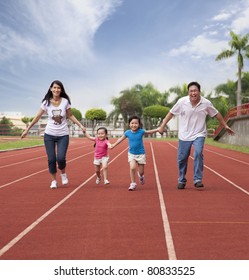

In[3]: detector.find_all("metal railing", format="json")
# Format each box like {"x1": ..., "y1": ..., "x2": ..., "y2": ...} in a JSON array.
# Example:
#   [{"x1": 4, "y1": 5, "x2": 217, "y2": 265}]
[{"x1": 213, "y1": 103, "x2": 249, "y2": 138}]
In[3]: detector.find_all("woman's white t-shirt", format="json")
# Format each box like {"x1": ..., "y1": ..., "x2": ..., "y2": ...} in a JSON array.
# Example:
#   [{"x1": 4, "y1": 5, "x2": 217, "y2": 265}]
[{"x1": 41, "y1": 97, "x2": 71, "y2": 136}]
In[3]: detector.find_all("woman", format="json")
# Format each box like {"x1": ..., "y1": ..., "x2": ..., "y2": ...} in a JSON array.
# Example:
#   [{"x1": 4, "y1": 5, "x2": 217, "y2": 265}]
[{"x1": 21, "y1": 80, "x2": 86, "y2": 189}]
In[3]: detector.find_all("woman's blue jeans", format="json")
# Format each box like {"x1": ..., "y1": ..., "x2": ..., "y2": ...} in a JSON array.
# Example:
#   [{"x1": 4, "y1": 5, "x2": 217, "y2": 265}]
[
  {"x1": 177, "y1": 137, "x2": 205, "y2": 184},
  {"x1": 44, "y1": 134, "x2": 69, "y2": 174}
]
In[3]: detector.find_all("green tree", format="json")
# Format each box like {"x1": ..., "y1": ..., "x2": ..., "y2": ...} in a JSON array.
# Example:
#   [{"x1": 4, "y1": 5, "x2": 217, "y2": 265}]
[
  {"x1": 215, "y1": 31, "x2": 249, "y2": 107},
  {"x1": 21, "y1": 117, "x2": 31, "y2": 129},
  {"x1": 109, "y1": 88, "x2": 142, "y2": 129},
  {"x1": 71, "y1": 108, "x2": 82, "y2": 121},
  {"x1": 214, "y1": 79, "x2": 236, "y2": 107},
  {"x1": 85, "y1": 108, "x2": 107, "y2": 134},
  {"x1": 67, "y1": 107, "x2": 83, "y2": 136},
  {"x1": 138, "y1": 83, "x2": 163, "y2": 107},
  {"x1": 241, "y1": 72, "x2": 249, "y2": 102},
  {"x1": 169, "y1": 83, "x2": 188, "y2": 105},
  {"x1": 0, "y1": 117, "x2": 13, "y2": 135},
  {"x1": 143, "y1": 105, "x2": 170, "y2": 136}
]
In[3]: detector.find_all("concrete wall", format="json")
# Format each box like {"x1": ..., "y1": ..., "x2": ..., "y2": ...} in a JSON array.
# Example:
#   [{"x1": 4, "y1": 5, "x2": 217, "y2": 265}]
[{"x1": 218, "y1": 116, "x2": 249, "y2": 146}]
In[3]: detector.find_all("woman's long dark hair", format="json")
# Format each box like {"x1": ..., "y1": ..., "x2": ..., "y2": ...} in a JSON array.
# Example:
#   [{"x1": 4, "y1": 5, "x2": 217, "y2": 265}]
[{"x1": 42, "y1": 80, "x2": 71, "y2": 106}]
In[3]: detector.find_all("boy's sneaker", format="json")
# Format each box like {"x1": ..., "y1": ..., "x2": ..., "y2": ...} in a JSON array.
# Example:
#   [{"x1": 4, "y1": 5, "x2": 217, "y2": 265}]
[
  {"x1": 138, "y1": 172, "x2": 145, "y2": 185},
  {"x1": 61, "y1": 173, "x2": 68, "y2": 185},
  {"x1": 128, "y1": 183, "x2": 137, "y2": 191},
  {"x1": 104, "y1": 179, "x2": 110, "y2": 185},
  {"x1": 50, "y1": 180, "x2": 57, "y2": 189},
  {"x1": 96, "y1": 177, "x2": 101, "y2": 184}
]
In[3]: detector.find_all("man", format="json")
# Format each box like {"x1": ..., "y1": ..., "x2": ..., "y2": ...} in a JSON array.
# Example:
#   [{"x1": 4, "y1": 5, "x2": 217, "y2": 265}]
[{"x1": 158, "y1": 81, "x2": 234, "y2": 189}]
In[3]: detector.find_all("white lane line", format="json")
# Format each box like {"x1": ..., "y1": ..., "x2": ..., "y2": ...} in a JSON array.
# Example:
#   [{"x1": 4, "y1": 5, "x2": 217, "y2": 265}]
[
  {"x1": 0, "y1": 148, "x2": 128, "y2": 257},
  {"x1": 0, "y1": 155, "x2": 47, "y2": 169},
  {"x1": 0, "y1": 151, "x2": 94, "y2": 189},
  {"x1": 0, "y1": 145, "x2": 91, "y2": 167},
  {"x1": 204, "y1": 164, "x2": 249, "y2": 196},
  {"x1": 150, "y1": 142, "x2": 177, "y2": 260},
  {"x1": 0, "y1": 176, "x2": 94, "y2": 257},
  {"x1": 205, "y1": 148, "x2": 249, "y2": 166},
  {"x1": 166, "y1": 141, "x2": 249, "y2": 196}
]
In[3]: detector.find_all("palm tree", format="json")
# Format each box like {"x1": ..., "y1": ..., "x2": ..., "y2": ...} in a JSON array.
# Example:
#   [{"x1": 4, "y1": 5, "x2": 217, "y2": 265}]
[
  {"x1": 215, "y1": 31, "x2": 249, "y2": 108},
  {"x1": 168, "y1": 83, "x2": 188, "y2": 105}
]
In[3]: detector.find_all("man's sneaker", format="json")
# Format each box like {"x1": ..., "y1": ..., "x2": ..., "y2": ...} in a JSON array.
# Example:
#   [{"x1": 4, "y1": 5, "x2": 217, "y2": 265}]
[
  {"x1": 104, "y1": 179, "x2": 110, "y2": 185},
  {"x1": 128, "y1": 183, "x2": 137, "y2": 191},
  {"x1": 96, "y1": 177, "x2": 101, "y2": 184},
  {"x1": 61, "y1": 173, "x2": 68, "y2": 185},
  {"x1": 195, "y1": 181, "x2": 204, "y2": 188},
  {"x1": 138, "y1": 172, "x2": 145, "y2": 185},
  {"x1": 50, "y1": 180, "x2": 57, "y2": 189},
  {"x1": 177, "y1": 182, "x2": 186, "y2": 189}
]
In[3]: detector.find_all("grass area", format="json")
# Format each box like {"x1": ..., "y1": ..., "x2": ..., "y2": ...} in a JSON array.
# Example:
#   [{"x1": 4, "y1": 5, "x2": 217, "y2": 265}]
[
  {"x1": 0, "y1": 136, "x2": 44, "y2": 151},
  {"x1": 205, "y1": 138, "x2": 249, "y2": 154}
]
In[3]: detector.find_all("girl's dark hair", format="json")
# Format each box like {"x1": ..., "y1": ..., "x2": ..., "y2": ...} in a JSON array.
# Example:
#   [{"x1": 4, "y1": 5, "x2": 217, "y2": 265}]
[
  {"x1": 97, "y1": 127, "x2": 108, "y2": 134},
  {"x1": 42, "y1": 80, "x2": 71, "y2": 106},
  {"x1": 94, "y1": 127, "x2": 108, "y2": 147},
  {"x1": 128, "y1": 115, "x2": 143, "y2": 128}
]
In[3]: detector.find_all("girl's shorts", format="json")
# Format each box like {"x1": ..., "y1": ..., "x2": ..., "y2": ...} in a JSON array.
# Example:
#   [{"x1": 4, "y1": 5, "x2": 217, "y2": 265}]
[
  {"x1": 94, "y1": 156, "x2": 109, "y2": 165},
  {"x1": 128, "y1": 153, "x2": 146, "y2": 164}
]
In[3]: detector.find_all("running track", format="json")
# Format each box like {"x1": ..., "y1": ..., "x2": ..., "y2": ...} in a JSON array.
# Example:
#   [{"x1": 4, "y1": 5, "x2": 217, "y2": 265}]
[{"x1": 0, "y1": 138, "x2": 248, "y2": 260}]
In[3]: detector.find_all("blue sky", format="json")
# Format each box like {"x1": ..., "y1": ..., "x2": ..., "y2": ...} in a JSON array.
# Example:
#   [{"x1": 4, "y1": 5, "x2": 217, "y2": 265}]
[{"x1": 1, "y1": 0, "x2": 249, "y2": 117}]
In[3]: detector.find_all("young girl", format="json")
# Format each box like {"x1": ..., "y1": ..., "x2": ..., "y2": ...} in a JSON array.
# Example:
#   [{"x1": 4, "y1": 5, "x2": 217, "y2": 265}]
[
  {"x1": 84, "y1": 127, "x2": 111, "y2": 185},
  {"x1": 110, "y1": 116, "x2": 159, "y2": 191}
]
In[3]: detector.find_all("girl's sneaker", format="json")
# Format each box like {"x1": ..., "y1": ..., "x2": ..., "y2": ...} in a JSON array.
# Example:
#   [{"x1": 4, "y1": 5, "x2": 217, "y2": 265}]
[
  {"x1": 104, "y1": 179, "x2": 110, "y2": 185},
  {"x1": 96, "y1": 177, "x2": 101, "y2": 184},
  {"x1": 50, "y1": 180, "x2": 57, "y2": 189},
  {"x1": 61, "y1": 173, "x2": 68, "y2": 185},
  {"x1": 128, "y1": 182, "x2": 137, "y2": 191},
  {"x1": 137, "y1": 172, "x2": 145, "y2": 185}
]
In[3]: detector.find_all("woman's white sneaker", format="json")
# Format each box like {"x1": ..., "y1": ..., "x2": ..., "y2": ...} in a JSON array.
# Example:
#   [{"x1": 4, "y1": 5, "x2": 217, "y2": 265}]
[
  {"x1": 50, "y1": 180, "x2": 57, "y2": 189},
  {"x1": 61, "y1": 173, "x2": 68, "y2": 185}
]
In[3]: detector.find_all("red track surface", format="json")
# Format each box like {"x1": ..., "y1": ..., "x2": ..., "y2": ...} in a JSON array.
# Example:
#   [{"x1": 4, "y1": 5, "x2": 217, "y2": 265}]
[{"x1": 0, "y1": 138, "x2": 248, "y2": 260}]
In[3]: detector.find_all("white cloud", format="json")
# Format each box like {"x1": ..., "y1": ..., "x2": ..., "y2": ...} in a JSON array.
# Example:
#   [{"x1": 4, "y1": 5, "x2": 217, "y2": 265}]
[
  {"x1": 169, "y1": 34, "x2": 227, "y2": 58},
  {"x1": 212, "y1": 12, "x2": 232, "y2": 21},
  {"x1": 231, "y1": 6, "x2": 249, "y2": 33},
  {"x1": 0, "y1": 0, "x2": 122, "y2": 65}
]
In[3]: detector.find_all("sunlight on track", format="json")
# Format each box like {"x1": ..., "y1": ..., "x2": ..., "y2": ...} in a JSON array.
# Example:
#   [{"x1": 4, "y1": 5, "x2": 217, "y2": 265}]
[{"x1": 150, "y1": 142, "x2": 177, "y2": 260}]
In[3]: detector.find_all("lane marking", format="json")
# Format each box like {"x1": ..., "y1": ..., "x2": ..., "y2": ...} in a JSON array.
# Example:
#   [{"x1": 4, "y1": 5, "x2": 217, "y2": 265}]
[
  {"x1": 0, "y1": 148, "x2": 128, "y2": 257},
  {"x1": 0, "y1": 145, "x2": 90, "y2": 167},
  {"x1": 205, "y1": 148, "x2": 249, "y2": 166},
  {"x1": 166, "y1": 142, "x2": 249, "y2": 196},
  {"x1": 150, "y1": 142, "x2": 177, "y2": 260},
  {"x1": 171, "y1": 221, "x2": 249, "y2": 224},
  {"x1": 0, "y1": 151, "x2": 94, "y2": 189}
]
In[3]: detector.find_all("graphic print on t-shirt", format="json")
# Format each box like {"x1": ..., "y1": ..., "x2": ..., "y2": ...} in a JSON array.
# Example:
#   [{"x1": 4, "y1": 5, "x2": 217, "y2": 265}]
[{"x1": 52, "y1": 109, "x2": 63, "y2": 125}]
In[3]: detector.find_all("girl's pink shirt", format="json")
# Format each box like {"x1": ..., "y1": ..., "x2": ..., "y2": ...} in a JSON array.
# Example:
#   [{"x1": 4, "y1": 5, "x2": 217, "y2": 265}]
[{"x1": 94, "y1": 138, "x2": 109, "y2": 159}]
